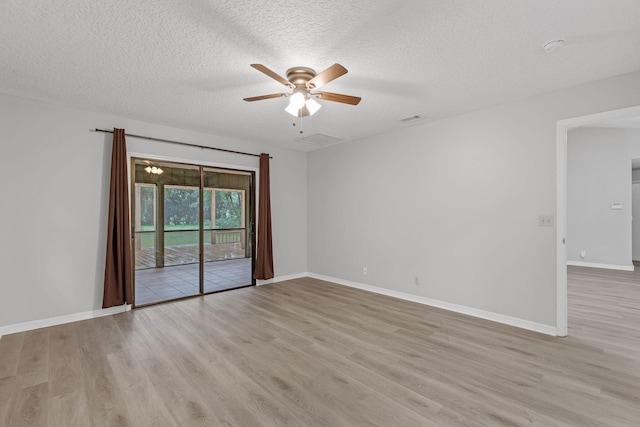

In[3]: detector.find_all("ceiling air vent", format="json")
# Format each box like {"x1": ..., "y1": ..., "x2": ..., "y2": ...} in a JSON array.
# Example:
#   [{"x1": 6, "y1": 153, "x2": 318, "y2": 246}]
[
  {"x1": 398, "y1": 114, "x2": 423, "y2": 124},
  {"x1": 296, "y1": 133, "x2": 344, "y2": 146}
]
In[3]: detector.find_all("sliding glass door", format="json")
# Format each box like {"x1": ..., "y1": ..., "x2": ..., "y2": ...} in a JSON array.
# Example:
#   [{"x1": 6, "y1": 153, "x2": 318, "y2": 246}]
[
  {"x1": 132, "y1": 158, "x2": 255, "y2": 307},
  {"x1": 203, "y1": 168, "x2": 253, "y2": 292}
]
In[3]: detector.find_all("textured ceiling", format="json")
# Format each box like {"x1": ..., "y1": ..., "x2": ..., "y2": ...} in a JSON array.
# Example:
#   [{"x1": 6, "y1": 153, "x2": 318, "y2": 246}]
[{"x1": 1, "y1": 0, "x2": 640, "y2": 152}]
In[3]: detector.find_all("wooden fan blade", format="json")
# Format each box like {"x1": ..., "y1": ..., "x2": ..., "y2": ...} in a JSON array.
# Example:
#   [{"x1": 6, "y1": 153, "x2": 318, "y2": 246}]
[
  {"x1": 250, "y1": 64, "x2": 292, "y2": 87},
  {"x1": 243, "y1": 93, "x2": 286, "y2": 102},
  {"x1": 315, "y1": 91, "x2": 361, "y2": 105},
  {"x1": 306, "y1": 64, "x2": 348, "y2": 89}
]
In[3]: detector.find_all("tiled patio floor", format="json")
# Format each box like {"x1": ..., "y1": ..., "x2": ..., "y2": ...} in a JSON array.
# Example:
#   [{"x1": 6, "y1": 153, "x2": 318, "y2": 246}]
[{"x1": 134, "y1": 257, "x2": 252, "y2": 306}]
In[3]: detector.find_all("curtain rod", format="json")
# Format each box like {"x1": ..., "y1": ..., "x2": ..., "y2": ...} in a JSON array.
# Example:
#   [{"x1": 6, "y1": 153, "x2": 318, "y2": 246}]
[{"x1": 92, "y1": 128, "x2": 272, "y2": 159}]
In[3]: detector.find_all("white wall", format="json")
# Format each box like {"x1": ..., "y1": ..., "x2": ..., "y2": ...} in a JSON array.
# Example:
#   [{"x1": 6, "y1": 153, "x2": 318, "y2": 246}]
[
  {"x1": 567, "y1": 127, "x2": 640, "y2": 267},
  {"x1": 308, "y1": 70, "x2": 640, "y2": 329},
  {"x1": 0, "y1": 94, "x2": 307, "y2": 329}
]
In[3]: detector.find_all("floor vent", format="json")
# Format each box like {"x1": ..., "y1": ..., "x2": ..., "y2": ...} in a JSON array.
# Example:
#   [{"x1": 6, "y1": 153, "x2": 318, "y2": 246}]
[
  {"x1": 296, "y1": 133, "x2": 344, "y2": 146},
  {"x1": 398, "y1": 114, "x2": 423, "y2": 124}
]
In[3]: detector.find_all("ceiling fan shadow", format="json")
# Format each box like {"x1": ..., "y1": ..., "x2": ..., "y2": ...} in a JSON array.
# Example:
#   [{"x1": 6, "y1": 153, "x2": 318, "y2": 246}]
[
  {"x1": 347, "y1": 77, "x2": 421, "y2": 98},
  {"x1": 325, "y1": 2, "x2": 446, "y2": 54},
  {"x1": 175, "y1": 0, "x2": 283, "y2": 61},
  {"x1": 184, "y1": 76, "x2": 258, "y2": 93},
  {"x1": 567, "y1": 30, "x2": 632, "y2": 46}
]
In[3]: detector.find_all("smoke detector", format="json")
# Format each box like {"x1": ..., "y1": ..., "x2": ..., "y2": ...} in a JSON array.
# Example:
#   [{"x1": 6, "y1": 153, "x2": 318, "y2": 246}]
[
  {"x1": 398, "y1": 114, "x2": 423, "y2": 124},
  {"x1": 542, "y1": 39, "x2": 564, "y2": 53}
]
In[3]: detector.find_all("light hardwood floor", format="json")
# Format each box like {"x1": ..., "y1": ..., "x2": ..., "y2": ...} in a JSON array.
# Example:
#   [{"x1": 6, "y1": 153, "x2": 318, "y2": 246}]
[{"x1": 0, "y1": 269, "x2": 639, "y2": 426}]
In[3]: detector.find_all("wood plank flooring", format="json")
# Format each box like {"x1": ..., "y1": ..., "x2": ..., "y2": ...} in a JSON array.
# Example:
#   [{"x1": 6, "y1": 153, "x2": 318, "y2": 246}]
[{"x1": 0, "y1": 268, "x2": 639, "y2": 426}]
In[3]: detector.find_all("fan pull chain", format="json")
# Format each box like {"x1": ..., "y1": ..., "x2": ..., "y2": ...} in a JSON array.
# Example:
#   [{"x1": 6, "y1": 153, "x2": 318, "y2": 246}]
[{"x1": 292, "y1": 113, "x2": 303, "y2": 134}]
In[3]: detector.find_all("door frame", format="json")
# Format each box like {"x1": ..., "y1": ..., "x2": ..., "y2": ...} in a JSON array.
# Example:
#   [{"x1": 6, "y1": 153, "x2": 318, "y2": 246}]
[
  {"x1": 632, "y1": 182, "x2": 640, "y2": 262},
  {"x1": 129, "y1": 152, "x2": 259, "y2": 307},
  {"x1": 556, "y1": 104, "x2": 640, "y2": 337}
]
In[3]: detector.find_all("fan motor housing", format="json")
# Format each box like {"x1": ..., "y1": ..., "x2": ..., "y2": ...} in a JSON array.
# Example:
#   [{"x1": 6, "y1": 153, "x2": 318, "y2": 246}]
[{"x1": 286, "y1": 67, "x2": 316, "y2": 86}]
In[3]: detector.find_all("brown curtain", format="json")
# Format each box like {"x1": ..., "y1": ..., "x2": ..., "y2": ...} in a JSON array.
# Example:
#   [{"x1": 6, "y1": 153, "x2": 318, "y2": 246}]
[
  {"x1": 102, "y1": 128, "x2": 133, "y2": 307},
  {"x1": 254, "y1": 153, "x2": 274, "y2": 280}
]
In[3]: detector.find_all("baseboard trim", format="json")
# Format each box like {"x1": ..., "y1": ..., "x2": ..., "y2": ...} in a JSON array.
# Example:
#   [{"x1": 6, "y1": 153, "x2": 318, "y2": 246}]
[
  {"x1": 256, "y1": 272, "x2": 308, "y2": 286},
  {"x1": 1, "y1": 269, "x2": 560, "y2": 338},
  {"x1": 566, "y1": 260, "x2": 634, "y2": 271},
  {"x1": 307, "y1": 273, "x2": 557, "y2": 336},
  {"x1": 0, "y1": 272, "x2": 310, "y2": 336},
  {"x1": 0, "y1": 305, "x2": 131, "y2": 339}
]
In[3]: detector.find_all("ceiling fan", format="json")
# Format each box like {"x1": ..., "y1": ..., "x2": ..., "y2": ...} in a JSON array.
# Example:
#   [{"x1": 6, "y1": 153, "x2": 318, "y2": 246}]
[{"x1": 243, "y1": 63, "x2": 361, "y2": 117}]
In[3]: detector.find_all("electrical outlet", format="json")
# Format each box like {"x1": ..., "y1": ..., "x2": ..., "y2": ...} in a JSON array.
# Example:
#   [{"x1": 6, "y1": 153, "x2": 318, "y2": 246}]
[
  {"x1": 363, "y1": 267, "x2": 368, "y2": 275},
  {"x1": 538, "y1": 215, "x2": 554, "y2": 227},
  {"x1": 413, "y1": 276, "x2": 419, "y2": 285}
]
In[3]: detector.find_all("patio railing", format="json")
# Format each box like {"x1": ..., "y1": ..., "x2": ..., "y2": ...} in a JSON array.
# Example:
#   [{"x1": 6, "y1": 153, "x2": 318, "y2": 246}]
[{"x1": 133, "y1": 227, "x2": 247, "y2": 269}]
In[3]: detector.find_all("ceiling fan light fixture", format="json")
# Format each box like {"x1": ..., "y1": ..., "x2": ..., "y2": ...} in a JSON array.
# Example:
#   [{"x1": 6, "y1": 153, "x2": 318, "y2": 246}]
[
  {"x1": 285, "y1": 102, "x2": 301, "y2": 117},
  {"x1": 306, "y1": 97, "x2": 321, "y2": 115},
  {"x1": 145, "y1": 165, "x2": 163, "y2": 174},
  {"x1": 285, "y1": 97, "x2": 322, "y2": 117},
  {"x1": 289, "y1": 91, "x2": 306, "y2": 109}
]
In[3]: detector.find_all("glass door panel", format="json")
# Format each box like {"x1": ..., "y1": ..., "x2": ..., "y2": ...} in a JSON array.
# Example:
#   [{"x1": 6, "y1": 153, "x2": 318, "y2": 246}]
[
  {"x1": 133, "y1": 160, "x2": 201, "y2": 306},
  {"x1": 161, "y1": 185, "x2": 200, "y2": 300},
  {"x1": 203, "y1": 168, "x2": 254, "y2": 293},
  {"x1": 163, "y1": 185, "x2": 200, "y2": 268}
]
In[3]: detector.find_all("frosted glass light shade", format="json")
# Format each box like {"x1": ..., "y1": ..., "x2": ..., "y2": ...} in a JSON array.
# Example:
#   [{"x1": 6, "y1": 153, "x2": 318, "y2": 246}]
[
  {"x1": 305, "y1": 97, "x2": 321, "y2": 115},
  {"x1": 285, "y1": 93, "x2": 322, "y2": 117},
  {"x1": 285, "y1": 103, "x2": 300, "y2": 116},
  {"x1": 289, "y1": 91, "x2": 305, "y2": 109}
]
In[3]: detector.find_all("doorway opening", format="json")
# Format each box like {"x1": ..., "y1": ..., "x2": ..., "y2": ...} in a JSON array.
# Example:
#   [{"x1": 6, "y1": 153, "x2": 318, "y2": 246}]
[
  {"x1": 131, "y1": 158, "x2": 255, "y2": 307},
  {"x1": 556, "y1": 104, "x2": 640, "y2": 336}
]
